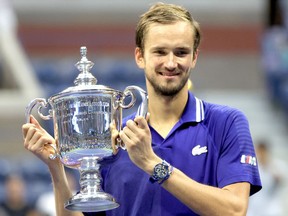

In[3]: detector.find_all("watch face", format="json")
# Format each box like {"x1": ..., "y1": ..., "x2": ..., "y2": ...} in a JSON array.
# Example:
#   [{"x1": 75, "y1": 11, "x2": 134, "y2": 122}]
[{"x1": 155, "y1": 163, "x2": 169, "y2": 179}]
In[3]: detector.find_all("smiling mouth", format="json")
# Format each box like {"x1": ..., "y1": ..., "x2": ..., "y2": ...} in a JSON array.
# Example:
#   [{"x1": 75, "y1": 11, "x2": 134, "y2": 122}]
[{"x1": 159, "y1": 72, "x2": 180, "y2": 76}]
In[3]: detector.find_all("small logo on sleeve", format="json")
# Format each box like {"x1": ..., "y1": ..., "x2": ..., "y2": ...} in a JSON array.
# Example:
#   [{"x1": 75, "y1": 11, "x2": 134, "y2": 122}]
[{"x1": 240, "y1": 155, "x2": 257, "y2": 166}]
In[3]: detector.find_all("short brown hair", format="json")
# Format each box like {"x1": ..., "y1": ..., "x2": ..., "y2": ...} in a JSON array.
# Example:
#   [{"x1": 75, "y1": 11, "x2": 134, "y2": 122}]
[{"x1": 135, "y1": 2, "x2": 201, "y2": 54}]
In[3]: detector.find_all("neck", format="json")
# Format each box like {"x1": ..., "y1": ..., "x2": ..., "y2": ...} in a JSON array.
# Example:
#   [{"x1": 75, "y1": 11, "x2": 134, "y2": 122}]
[{"x1": 148, "y1": 88, "x2": 188, "y2": 137}]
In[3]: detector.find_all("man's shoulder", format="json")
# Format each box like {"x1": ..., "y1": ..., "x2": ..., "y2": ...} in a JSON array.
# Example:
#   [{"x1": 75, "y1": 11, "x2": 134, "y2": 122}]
[
  {"x1": 203, "y1": 101, "x2": 245, "y2": 119},
  {"x1": 201, "y1": 100, "x2": 249, "y2": 130}
]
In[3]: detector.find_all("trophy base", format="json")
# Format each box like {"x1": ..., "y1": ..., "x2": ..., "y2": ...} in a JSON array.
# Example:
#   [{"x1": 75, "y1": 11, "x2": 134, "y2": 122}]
[{"x1": 65, "y1": 192, "x2": 119, "y2": 212}]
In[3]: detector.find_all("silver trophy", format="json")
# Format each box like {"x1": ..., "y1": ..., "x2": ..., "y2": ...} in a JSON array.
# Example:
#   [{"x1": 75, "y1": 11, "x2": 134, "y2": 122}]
[{"x1": 25, "y1": 46, "x2": 148, "y2": 212}]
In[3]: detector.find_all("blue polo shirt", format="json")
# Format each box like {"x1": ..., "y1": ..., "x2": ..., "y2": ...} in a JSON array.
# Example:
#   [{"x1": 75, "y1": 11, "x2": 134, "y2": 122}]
[{"x1": 84, "y1": 91, "x2": 262, "y2": 216}]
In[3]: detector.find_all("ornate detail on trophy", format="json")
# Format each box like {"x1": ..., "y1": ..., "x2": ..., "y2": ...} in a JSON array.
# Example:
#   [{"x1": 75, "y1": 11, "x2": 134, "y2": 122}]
[
  {"x1": 74, "y1": 46, "x2": 97, "y2": 86},
  {"x1": 25, "y1": 46, "x2": 148, "y2": 212}
]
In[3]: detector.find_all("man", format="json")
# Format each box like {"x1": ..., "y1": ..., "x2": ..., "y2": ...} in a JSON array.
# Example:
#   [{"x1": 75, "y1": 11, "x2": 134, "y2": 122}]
[{"x1": 22, "y1": 3, "x2": 262, "y2": 216}]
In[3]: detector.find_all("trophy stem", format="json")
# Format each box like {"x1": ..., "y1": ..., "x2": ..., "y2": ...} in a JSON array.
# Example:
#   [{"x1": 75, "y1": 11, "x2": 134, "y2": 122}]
[
  {"x1": 79, "y1": 157, "x2": 102, "y2": 195},
  {"x1": 65, "y1": 157, "x2": 119, "y2": 212}
]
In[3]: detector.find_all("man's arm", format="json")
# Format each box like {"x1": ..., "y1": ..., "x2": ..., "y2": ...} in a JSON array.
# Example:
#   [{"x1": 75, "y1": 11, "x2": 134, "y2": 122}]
[
  {"x1": 22, "y1": 115, "x2": 83, "y2": 216},
  {"x1": 48, "y1": 161, "x2": 83, "y2": 216},
  {"x1": 162, "y1": 168, "x2": 249, "y2": 216},
  {"x1": 120, "y1": 117, "x2": 250, "y2": 216}
]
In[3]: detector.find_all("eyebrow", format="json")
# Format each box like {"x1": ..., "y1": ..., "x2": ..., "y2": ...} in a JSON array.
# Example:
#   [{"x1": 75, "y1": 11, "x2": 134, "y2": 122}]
[{"x1": 150, "y1": 45, "x2": 191, "y2": 50}]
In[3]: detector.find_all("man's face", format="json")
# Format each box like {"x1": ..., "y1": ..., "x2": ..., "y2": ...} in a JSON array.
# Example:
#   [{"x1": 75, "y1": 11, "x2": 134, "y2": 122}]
[{"x1": 135, "y1": 21, "x2": 197, "y2": 96}]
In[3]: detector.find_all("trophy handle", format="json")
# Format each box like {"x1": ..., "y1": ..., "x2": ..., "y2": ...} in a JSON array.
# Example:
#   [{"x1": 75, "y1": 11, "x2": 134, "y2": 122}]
[
  {"x1": 25, "y1": 98, "x2": 58, "y2": 159},
  {"x1": 25, "y1": 98, "x2": 52, "y2": 123},
  {"x1": 121, "y1": 85, "x2": 148, "y2": 118},
  {"x1": 117, "y1": 86, "x2": 148, "y2": 150}
]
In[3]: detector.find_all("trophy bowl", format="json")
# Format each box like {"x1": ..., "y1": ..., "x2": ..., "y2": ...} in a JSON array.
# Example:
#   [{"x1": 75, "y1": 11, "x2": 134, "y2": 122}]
[{"x1": 25, "y1": 47, "x2": 148, "y2": 212}]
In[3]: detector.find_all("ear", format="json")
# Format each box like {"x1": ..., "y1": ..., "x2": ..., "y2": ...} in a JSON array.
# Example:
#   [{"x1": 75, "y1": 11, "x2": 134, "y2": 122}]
[
  {"x1": 190, "y1": 49, "x2": 199, "y2": 68},
  {"x1": 135, "y1": 47, "x2": 145, "y2": 69}
]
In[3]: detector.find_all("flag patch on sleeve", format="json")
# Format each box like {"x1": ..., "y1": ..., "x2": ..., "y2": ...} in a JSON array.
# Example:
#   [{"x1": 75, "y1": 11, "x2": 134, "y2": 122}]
[{"x1": 240, "y1": 155, "x2": 257, "y2": 166}]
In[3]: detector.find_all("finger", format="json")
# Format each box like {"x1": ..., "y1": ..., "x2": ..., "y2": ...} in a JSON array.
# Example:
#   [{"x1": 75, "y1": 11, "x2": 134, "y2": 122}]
[
  {"x1": 26, "y1": 130, "x2": 54, "y2": 153},
  {"x1": 30, "y1": 115, "x2": 43, "y2": 130},
  {"x1": 28, "y1": 135, "x2": 46, "y2": 152},
  {"x1": 126, "y1": 119, "x2": 137, "y2": 128},
  {"x1": 145, "y1": 112, "x2": 150, "y2": 122},
  {"x1": 22, "y1": 123, "x2": 34, "y2": 139},
  {"x1": 134, "y1": 116, "x2": 147, "y2": 129},
  {"x1": 110, "y1": 120, "x2": 117, "y2": 131},
  {"x1": 25, "y1": 127, "x2": 44, "y2": 148},
  {"x1": 112, "y1": 137, "x2": 120, "y2": 154},
  {"x1": 23, "y1": 125, "x2": 37, "y2": 144},
  {"x1": 122, "y1": 123, "x2": 136, "y2": 139},
  {"x1": 110, "y1": 122, "x2": 120, "y2": 154},
  {"x1": 119, "y1": 130, "x2": 131, "y2": 147}
]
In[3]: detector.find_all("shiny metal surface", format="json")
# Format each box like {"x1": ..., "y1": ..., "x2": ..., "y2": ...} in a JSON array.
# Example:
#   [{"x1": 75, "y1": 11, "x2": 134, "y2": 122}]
[
  {"x1": 25, "y1": 46, "x2": 148, "y2": 212},
  {"x1": 51, "y1": 92, "x2": 121, "y2": 167}
]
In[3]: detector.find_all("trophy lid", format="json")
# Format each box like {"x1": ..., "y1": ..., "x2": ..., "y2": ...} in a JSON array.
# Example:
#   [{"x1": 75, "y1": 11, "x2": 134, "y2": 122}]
[
  {"x1": 49, "y1": 46, "x2": 122, "y2": 102},
  {"x1": 74, "y1": 46, "x2": 97, "y2": 86}
]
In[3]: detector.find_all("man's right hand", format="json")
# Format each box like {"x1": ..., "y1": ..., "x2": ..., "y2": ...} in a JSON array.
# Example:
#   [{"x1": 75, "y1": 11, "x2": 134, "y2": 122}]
[{"x1": 22, "y1": 115, "x2": 58, "y2": 166}]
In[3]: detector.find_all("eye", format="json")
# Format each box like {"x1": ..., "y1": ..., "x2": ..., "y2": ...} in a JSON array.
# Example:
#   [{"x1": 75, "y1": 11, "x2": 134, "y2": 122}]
[
  {"x1": 153, "y1": 49, "x2": 166, "y2": 56},
  {"x1": 174, "y1": 49, "x2": 191, "y2": 57}
]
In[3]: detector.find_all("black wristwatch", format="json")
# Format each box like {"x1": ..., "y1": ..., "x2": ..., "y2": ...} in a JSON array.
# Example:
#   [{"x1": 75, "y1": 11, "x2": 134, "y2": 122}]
[{"x1": 149, "y1": 160, "x2": 173, "y2": 185}]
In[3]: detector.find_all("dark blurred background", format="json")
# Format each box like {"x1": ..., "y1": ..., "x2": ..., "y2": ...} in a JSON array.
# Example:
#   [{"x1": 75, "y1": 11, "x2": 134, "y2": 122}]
[{"x1": 0, "y1": 0, "x2": 288, "y2": 215}]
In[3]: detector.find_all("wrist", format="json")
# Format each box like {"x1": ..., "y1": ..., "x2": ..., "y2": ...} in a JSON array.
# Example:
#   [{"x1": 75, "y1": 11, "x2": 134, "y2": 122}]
[
  {"x1": 142, "y1": 156, "x2": 162, "y2": 175},
  {"x1": 48, "y1": 160, "x2": 65, "y2": 183}
]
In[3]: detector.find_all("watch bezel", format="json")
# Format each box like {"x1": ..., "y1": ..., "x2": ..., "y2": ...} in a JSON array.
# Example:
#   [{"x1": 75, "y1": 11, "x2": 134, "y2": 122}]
[
  {"x1": 154, "y1": 162, "x2": 169, "y2": 179},
  {"x1": 149, "y1": 160, "x2": 171, "y2": 183}
]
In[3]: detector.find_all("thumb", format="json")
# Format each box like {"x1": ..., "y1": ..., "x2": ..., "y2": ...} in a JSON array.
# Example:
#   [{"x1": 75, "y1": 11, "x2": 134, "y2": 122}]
[
  {"x1": 145, "y1": 112, "x2": 150, "y2": 122},
  {"x1": 134, "y1": 116, "x2": 148, "y2": 129},
  {"x1": 30, "y1": 115, "x2": 43, "y2": 130}
]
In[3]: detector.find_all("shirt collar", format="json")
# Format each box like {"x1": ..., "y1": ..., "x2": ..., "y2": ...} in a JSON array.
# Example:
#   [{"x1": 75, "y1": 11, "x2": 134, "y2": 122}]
[{"x1": 181, "y1": 91, "x2": 205, "y2": 123}]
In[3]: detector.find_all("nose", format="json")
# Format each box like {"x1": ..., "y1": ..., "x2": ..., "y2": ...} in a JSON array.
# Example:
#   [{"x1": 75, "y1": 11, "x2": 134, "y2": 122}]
[{"x1": 164, "y1": 52, "x2": 177, "y2": 70}]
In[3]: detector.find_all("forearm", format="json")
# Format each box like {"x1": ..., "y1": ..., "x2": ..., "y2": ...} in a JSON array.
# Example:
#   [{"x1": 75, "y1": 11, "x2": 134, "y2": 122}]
[
  {"x1": 22, "y1": 118, "x2": 83, "y2": 215},
  {"x1": 162, "y1": 168, "x2": 249, "y2": 216},
  {"x1": 48, "y1": 160, "x2": 83, "y2": 216}
]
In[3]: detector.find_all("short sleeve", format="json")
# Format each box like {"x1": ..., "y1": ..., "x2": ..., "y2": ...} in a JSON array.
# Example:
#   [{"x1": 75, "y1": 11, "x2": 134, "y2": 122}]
[{"x1": 217, "y1": 109, "x2": 262, "y2": 195}]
